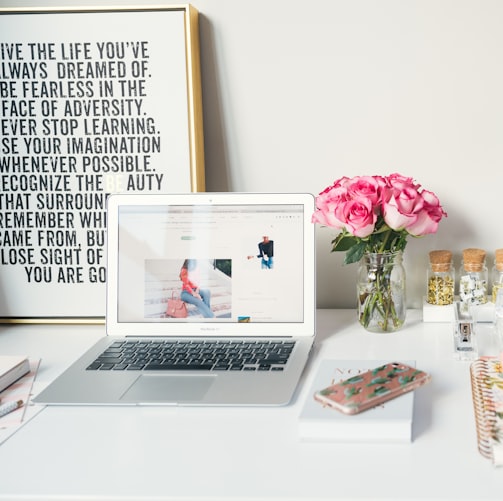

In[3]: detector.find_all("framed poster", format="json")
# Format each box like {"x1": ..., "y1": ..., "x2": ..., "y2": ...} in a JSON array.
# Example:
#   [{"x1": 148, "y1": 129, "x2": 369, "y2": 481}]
[{"x1": 0, "y1": 4, "x2": 205, "y2": 323}]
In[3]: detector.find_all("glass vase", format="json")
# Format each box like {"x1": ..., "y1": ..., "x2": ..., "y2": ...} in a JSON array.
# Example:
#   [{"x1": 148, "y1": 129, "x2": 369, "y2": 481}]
[{"x1": 357, "y1": 251, "x2": 406, "y2": 333}]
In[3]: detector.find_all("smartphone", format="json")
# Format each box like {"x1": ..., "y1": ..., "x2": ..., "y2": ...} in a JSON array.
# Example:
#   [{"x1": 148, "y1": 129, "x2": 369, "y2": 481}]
[{"x1": 313, "y1": 362, "x2": 431, "y2": 415}]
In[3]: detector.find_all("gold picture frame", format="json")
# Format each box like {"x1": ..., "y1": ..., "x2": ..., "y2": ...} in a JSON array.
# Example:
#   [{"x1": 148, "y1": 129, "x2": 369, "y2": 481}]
[{"x1": 0, "y1": 4, "x2": 205, "y2": 323}]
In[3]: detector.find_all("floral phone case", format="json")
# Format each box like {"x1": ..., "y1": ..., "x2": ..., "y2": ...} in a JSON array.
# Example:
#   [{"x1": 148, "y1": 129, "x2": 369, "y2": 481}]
[{"x1": 313, "y1": 362, "x2": 431, "y2": 415}]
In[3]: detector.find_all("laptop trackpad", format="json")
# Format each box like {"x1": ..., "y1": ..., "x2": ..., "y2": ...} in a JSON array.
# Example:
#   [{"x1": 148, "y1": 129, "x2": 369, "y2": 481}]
[{"x1": 120, "y1": 374, "x2": 216, "y2": 403}]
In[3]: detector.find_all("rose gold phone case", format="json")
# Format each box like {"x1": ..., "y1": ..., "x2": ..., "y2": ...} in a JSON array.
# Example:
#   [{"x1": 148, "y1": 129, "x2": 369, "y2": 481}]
[{"x1": 314, "y1": 362, "x2": 431, "y2": 415}]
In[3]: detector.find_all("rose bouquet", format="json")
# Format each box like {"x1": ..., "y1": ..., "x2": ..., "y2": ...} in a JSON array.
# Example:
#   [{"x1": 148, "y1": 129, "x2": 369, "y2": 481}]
[{"x1": 312, "y1": 173, "x2": 447, "y2": 331}]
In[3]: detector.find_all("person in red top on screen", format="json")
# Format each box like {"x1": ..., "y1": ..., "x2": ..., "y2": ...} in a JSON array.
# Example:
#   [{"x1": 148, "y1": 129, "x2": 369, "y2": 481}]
[{"x1": 179, "y1": 259, "x2": 215, "y2": 318}]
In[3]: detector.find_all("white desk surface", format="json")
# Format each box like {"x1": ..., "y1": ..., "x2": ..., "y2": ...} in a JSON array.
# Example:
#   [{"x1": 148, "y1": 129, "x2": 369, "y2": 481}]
[{"x1": 0, "y1": 309, "x2": 502, "y2": 501}]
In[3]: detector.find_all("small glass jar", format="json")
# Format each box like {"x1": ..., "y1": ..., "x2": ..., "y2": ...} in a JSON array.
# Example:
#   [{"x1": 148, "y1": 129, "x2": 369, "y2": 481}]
[
  {"x1": 491, "y1": 249, "x2": 503, "y2": 302},
  {"x1": 426, "y1": 250, "x2": 454, "y2": 305},
  {"x1": 458, "y1": 248, "x2": 488, "y2": 306}
]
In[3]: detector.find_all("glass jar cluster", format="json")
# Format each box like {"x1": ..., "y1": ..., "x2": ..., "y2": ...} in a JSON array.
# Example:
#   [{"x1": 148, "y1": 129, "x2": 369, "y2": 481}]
[{"x1": 426, "y1": 248, "x2": 503, "y2": 307}]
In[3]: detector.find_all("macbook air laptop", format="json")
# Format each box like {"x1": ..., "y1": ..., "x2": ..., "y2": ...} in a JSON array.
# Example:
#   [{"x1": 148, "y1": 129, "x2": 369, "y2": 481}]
[{"x1": 34, "y1": 192, "x2": 316, "y2": 406}]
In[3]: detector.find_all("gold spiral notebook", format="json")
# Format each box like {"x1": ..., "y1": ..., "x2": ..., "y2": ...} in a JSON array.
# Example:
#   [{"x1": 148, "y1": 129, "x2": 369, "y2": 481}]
[{"x1": 470, "y1": 357, "x2": 503, "y2": 466}]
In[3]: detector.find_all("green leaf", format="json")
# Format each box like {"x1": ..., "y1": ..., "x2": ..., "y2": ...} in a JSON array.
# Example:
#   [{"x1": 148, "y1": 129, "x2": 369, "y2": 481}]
[
  {"x1": 331, "y1": 233, "x2": 358, "y2": 252},
  {"x1": 344, "y1": 242, "x2": 366, "y2": 264}
]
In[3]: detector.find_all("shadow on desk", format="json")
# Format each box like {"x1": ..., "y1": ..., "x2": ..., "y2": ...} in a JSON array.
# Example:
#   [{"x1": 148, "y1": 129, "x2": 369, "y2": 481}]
[
  {"x1": 315, "y1": 308, "x2": 357, "y2": 342},
  {"x1": 412, "y1": 379, "x2": 433, "y2": 441}
]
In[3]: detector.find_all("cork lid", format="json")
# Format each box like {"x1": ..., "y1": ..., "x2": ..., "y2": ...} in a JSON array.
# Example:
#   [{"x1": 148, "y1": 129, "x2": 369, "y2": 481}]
[
  {"x1": 495, "y1": 248, "x2": 503, "y2": 271},
  {"x1": 462, "y1": 248, "x2": 486, "y2": 272},
  {"x1": 429, "y1": 250, "x2": 452, "y2": 272}
]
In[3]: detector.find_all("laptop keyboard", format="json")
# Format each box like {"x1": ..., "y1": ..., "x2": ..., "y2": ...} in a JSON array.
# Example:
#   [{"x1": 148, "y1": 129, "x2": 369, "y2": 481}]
[{"x1": 86, "y1": 339, "x2": 296, "y2": 372}]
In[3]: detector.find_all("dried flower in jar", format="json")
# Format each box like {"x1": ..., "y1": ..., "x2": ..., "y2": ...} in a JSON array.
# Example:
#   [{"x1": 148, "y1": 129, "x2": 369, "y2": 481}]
[{"x1": 427, "y1": 250, "x2": 454, "y2": 305}]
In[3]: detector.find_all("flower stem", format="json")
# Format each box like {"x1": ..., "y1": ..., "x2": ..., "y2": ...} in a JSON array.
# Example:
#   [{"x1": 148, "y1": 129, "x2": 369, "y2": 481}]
[
  {"x1": 378, "y1": 230, "x2": 391, "y2": 254},
  {"x1": 358, "y1": 252, "x2": 404, "y2": 332}
]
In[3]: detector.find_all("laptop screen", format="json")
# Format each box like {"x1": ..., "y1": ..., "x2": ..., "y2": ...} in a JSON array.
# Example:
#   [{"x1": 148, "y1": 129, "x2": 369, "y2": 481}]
[{"x1": 116, "y1": 202, "x2": 305, "y2": 324}]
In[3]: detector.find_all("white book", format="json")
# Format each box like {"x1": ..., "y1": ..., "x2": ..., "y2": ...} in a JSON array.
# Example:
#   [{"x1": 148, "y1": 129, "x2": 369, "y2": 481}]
[
  {"x1": 0, "y1": 356, "x2": 30, "y2": 394},
  {"x1": 298, "y1": 359, "x2": 415, "y2": 443}
]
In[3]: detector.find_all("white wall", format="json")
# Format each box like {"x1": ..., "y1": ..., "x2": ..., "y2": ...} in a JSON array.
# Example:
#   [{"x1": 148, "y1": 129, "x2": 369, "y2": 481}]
[{"x1": 4, "y1": 0, "x2": 503, "y2": 308}]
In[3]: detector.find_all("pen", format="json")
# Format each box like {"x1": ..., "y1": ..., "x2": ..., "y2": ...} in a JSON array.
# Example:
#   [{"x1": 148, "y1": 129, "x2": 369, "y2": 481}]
[{"x1": 0, "y1": 400, "x2": 23, "y2": 418}]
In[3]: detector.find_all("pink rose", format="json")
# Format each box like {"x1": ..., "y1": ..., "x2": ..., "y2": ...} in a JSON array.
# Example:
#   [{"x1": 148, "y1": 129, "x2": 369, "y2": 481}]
[
  {"x1": 406, "y1": 190, "x2": 447, "y2": 236},
  {"x1": 332, "y1": 176, "x2": 352, "y2": 189},
  {"x1": 382, "y1": 185, "x2": 424, "y2": 231},
  {"x1": 345, "y1": 176, "x2": 382, "y2": 206},
  {"x1": 386, "y1": 173, "x2": 420, "y2": 192},
  {"x1": 312, "y1": 184, "x2": 349, "y2": 229},
  {"x1": 334, "y1": 197, "x2": 377, "y2": 238}
]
